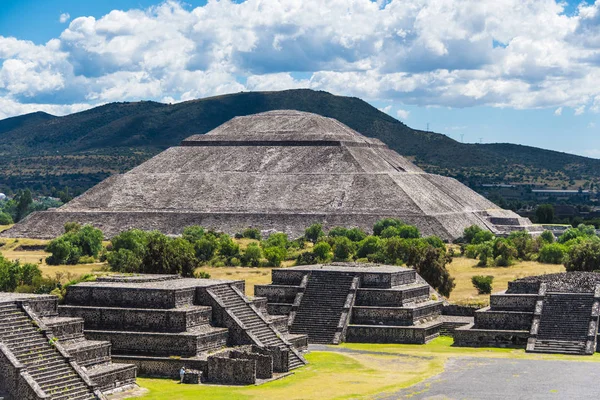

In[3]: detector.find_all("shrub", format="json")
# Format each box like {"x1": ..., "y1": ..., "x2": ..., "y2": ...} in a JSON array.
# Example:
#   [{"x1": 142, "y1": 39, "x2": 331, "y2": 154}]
[
  {"x1": 194, "y1": 270, "x2": 211, "y2": 279},
  {"x1": 78, "y1": 255, "x2": 96, "y2": 264},
  {"x1": 182, "y1": 226, "x2": 205, "y2": 243},
  {"x1": 558, "y1": 228, "x2": 583, "y2": 244},
  {"x1": 492, "y1": 238, "x2": 517, "y2": 266},
  {"x1": 304, "y1": 223, "x2": 325, "y2": 243},
  {"x1": 356, "y1": 236, "x2": 381, "y2": 258},
  {"x1": 328, "y1": 227, "x2": 348, "y2": 237},
  {"x1": 565, "y1": 240, "x2": 600, "y2": 272},
  {"x1": 538, "y1": 243, "x2": 567, "y2": 264},
  {"x1": 413, "y1": 246, "x2": 455, "y2": 297},
  {"x1": 0, "y1": 212, "x2": 13, "y2": 225},
  {"x1": 241, "y1": 243, "x2": 262, "y2": 267},
  {"x1": 0, "y1": 256, "x2": 42, "y2": 292},
  {"x1": 218, "y1": 235, "x2": 240, "y2": 259},
  {"x1": 507, "y1": 231, "x2": 533, "y2": 260},
  {"x1": 46, "y1": 237, "x2": 82, "y2": 265},
  {"x1": 463, "y1": 225, "x2": 483, "y2": 244},
  {"x1": 373, "y1": 218, "x2": 405, "y2": 236},
  {"x1": 263, "y1": 246, "x2": 286, "y2": 267},
  {"x1": 472, "y1": 275, "x2": 494, "y2": 294},
  {"x1": 262, "y1": 233, "x2": 289, "y2": 249},
  {"x1": 312, "y1": 242, "x2": 332, "y2": 263},
  {"x1": 296, "y1": 251, "x2": 318, "y2": 265},
  {"x1": 194, "y1": 235, "x2": 219, "y2": 262},
  {"x1": 540, "y1": 230, "x2": 555, "y2": 244},
  {"x1": 107, "y1": 248, "x2": 143, "y2": 273},
  {"x1": 346, "y1": 228, "x2": 367, "y2": 242},
  {"x1": 475, "y1": 243, "x2": 493, "y2": 267},
  {"x1": 64, "y1": 222, "x2": 81, "y2": 233},
  {"x1": 332, "y1": 236, "x2": 354, "y2": 261},
  {"x1": 472, "y1": 230, "x2": 494, "y2": 244},
  {"x1": 424, "y1": 236, "x2": 445, "y2": 249},
  {"x1": 241, "y1": 228, "x2": 261, "y2": 241}
]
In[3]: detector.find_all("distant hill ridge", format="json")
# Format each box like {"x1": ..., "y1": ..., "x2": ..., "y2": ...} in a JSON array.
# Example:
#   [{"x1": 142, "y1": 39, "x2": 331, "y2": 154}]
[{"x1": 0, "y1": 89, "x2": 598, "y2": 193}]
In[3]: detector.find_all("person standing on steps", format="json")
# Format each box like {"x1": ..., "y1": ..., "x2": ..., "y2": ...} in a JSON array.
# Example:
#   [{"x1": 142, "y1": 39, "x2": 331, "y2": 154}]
[{"x1": 179, "y1": 366, "x2": 186, "y2": 383}]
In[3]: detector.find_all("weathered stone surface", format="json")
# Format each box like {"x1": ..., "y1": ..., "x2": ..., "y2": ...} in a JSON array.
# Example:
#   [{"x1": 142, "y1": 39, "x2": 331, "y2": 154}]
[{"x1": 2, "y1": 110, "x2": 535, "y2": 241}]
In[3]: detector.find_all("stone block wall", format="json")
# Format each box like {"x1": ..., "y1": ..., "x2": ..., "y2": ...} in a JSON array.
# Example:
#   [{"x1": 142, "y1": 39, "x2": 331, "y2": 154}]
[
  {"x1": 230, "y1": 350, "x2": 273, "y2": 379},
  {"x1": 112, "y1": 356, "x2": 207, "y2": 379},
  {"x1": 207, "y1": 357, "x2": 256, "y2": 385},
  {"x1": 489, "y1": 294, "x2": 537, "y2": 311},
  {"x1": 60, "y1": 305, "x2": 211, "y2": 332},
  {"x1": 66, "y1": 286, "x2": 196, "y2": 309},
  {"x1": 271, "y1": 270, "x2": 306, "y2": 286},
  {"x1": 346, "y1": 325, "x2": 436, "y2": 344},
  {"x1": 254, "y1": 285, "x2": 300, "y2": 303},
  {"x1": 0, "y1": 344, "x2": 46, "y2": 400},
  {"x1": 355, "y1": 286, "x2": 430, "y2": 307},
  {"x1": 474, "y1": 308, "x2": 534, "y2": 330}
]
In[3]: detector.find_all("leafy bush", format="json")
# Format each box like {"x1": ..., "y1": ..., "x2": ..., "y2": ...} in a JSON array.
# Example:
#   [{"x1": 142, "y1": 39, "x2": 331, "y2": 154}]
[
  {"x1": 0, "y1": 255, "x2": 42, "y2": 292},
  {"x1": 263, "y1": 246, "x2": 286, "y2": 267},
  {"x1": 424, "y1": 236, "x2": 445, "y2": 249},
  {"x1": 472, "y1": 275, "x2": 494, "y2": 294},
  {"x1": 295, "y1": 251, "x2": 318, "y2": 265},
  {"x1": 356, "y1": 236, "x2": 381, "y2": 259},
  {"x1": 373, "y1": 218, "x2": 405, "y2": 236},
  {"x1": 0, "y1": 212, "x2": 13, "y2": 225},
  {"x1": 194, "y1": 235, "x2": 219, "y2": 262},
  {"x1": 332, "y1": 236, "x2": 355, "y2": 261},
  {"x1": 492, "y1": 238, "x2": 518, "y2": 266},
  {"x1": 540, "y1": 230, "x2": 555, "y2": 244},
  {"x1": 46, "y1": 224, "x2": 103, "y2": 265},
  {"x1": 194, "y1": 270, "x2": 211, "y2": 279},
  {"x1": 182, "y1": 226, "x2": 205, "y2": 243},
  {"x1": 463, "y1": 225, "x2": 484, "y2": 244},
  {"x1": 241, "y1": 228, "x2": 261, "y2": 241},
  {"x1": 471, "y1": 230, "x2": 494, "y2": 244},
  {"x1": 565, "y1": 240, "x2": 600, "y2": 272},
  {"x1": 262, "y1": 233, "x2": 289, "y2": 249},
  {"x1": 241, "y1": 243, "x2": 262, "y2": 267},
  {"x1": 312, "y1": 241, "x2": 332, "y2": 263},
  {"x1": 538, "y1": 243, "x2": 567, "y2": 264},
  {"x1": 413, "y1": 245, "x2": 455, "y2": 297},
  {"x1": 218, "y1": 235, "x2": 240, "y2": 260},
  {"x1": 304, "y1": 223, "x2": 325, "y2": 243}
]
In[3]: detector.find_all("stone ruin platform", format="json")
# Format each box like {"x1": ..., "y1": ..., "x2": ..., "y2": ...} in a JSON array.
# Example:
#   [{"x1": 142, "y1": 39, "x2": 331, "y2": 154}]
[
  {"x1": 59, "y1": 274, "x2": 307, "y2": 385},
  {"x1": 0, "y1": 292, "x2": 136, "y2": 400},
  {"x1": 255, "y1": 262, "x2": 445, "y2": 345},
  {"x1": 454, "y1": 272, "x2": 600, "y2": 355}
]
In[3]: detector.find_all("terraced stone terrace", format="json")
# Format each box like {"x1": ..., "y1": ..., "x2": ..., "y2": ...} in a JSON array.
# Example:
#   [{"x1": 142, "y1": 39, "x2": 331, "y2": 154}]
[
  {"x1": 59, "y1": 274, "x2": 307, "y2": 386},
  {"x1": 454, "y1": 272, "x2": 600, "y2": 356},
  {"x1": 255, "y1": 263, "x2": 447, "y2": 345}
]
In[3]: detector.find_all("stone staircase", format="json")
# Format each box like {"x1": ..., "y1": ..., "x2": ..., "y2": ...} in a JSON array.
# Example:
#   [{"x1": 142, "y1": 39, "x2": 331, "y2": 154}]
[
  {"x1": 531, "y1": 293, "x2": 597, "y2": 355},
  {"x1": 0, "y1": 302, "x2": 97, "y2": 400},
  {"x1": 208, "y1": 284, "x2": 306, "y2": 370},
  {"x1": 290, "y1": 271, "x2": 357, "y2": 344}
]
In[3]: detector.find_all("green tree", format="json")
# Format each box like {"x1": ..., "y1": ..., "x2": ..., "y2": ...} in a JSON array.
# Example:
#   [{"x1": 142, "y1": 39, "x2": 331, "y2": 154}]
[
  {"x1": 565, "y1": 240, "x2": 600, "y2": 272},
  {"x1": 492, "y1": 238, "x2": 518, "y2": 266},
  {"x1": 463, "y1": 225, "x2": 484, "y2": 244},
  {"x1": 538, "y1": 243, "x2": 567, "y2": 264},
  {"x1": 356, "y1": 236, "x2": 382, "y2": 258},
  {"x1": 536, "y1": 204, "x2": 555, "y2": 224},
  {"x1": 471, "y1": 275, "x2": 494, "y2": 294},
  {"x1": 373, "y1": 218, "x2": 405, "y2": 236},
  {"x1": 107, "y1": 248, "x2": 143, "y2": 273},
  {"x1": 46, "y1": 237, "x2": 82, "y2": 265},
  {"x1": 241, "y1": 243, "x2": 262, "y2": 267},
  {"x1": 305, "y1": 223, "x2": 325, "y2": 243},
  {"x1": 263, "y1": 246, "x2": 286, "y2": 267},
  {"x1": 182, "y1": 226, "x2": 205, "y2": 243},
  {"x1": 241, "y1": 228, "x2": 262, "y2": 241},
  {"x1": 0, "y1": 212, "x2": 13, "y2": 225},
  {"x1": 540, "y1": 230, "x2": 555, "y2": 244},
  {"x1": 333, "y1": 236, "x2": 355, "y2": 261},
  {"x1": 413, "y1": 246, "x2": 455, "y2": 297},
  {"x1": 312, "y1": 242, "x2": 332, "y2": 263},
  {"x1": 218, "y1": 235, "x2": 241, "y2": 259},
  {"x1": 15, "y1": 189, "x2": 33, "y2": 222}
]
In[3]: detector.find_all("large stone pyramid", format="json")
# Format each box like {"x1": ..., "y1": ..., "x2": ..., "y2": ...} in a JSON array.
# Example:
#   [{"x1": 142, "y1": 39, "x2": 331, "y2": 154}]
[{"x1": 3, "y1": 110, "x2": 536, "y2": 240}]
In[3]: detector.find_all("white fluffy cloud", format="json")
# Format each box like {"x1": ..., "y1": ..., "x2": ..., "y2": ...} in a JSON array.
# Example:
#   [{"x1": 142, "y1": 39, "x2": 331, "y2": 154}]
[
  {"x1": 396, "y1": 108, "x2": 410, "y2": 119},
  {"x1": 59, "y1": 13, "x2": 71, "y2": 24},
  {"x1": 1, "y1": 0, "x2": 600, "y2": 117}
]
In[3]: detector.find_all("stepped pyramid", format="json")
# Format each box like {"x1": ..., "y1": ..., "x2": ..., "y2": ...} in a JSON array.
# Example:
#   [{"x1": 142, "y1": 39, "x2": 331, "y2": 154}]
[{"x1": 3, "y1": 110, "x2": 536, "y2": 240}]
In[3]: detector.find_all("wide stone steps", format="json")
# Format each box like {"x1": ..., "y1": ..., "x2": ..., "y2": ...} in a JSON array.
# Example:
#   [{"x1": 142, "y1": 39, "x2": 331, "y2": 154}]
[
  {"x1": 530, "y1": 293, "x2": 597, "y2": 355},
  {"x1": 290, "y1": 272, "x2": 356, "y2": 344},
  {"x1": 209, "y1": 285, "x2": 306, "y2": 370},
  {"x1": 0, "y1": 304, "x2": 96, "y2": 400}
]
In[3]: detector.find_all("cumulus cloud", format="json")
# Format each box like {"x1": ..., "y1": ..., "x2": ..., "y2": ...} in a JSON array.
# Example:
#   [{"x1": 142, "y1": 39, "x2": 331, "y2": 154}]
[
  {"x1": 1, "y1": 0, "x2": 600, "y2": 118},
  {"x1": 575, "y1": 105, "x2": 585, "y2": 115},
  {"x1": 396, "y1": 108, "x2": 410, "y2": 119},
  {"x1": 554, "y1": 107, "x2": 563, "y2": 116},
  {"x1": 59, "y1": 13, "x2": 71, "y2": 23}
]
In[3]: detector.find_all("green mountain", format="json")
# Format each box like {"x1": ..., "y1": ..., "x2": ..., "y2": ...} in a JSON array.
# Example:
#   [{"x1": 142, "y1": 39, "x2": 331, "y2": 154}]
[{"x1": 0, "y1": 89, "x2": 598, "y2": 195}]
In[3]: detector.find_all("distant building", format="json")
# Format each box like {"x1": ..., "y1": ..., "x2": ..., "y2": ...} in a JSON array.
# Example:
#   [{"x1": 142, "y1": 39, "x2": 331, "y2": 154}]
[
  {"x1": 531, "y1": 189, "x2": 591, "y2": 200},
  {"x1": 0, "y1": 193, "x2": 6, "y2": 201}
]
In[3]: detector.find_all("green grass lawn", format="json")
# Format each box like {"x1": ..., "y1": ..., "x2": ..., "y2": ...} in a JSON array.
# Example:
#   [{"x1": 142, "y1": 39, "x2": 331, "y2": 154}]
[{"x1": 126, "y1": 337, "x2": 600, "y2": 400}]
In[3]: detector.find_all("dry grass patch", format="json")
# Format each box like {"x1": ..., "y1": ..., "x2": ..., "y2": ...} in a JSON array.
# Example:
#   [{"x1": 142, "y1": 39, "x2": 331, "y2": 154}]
[
  {"x1": 447, "y1": 256, "x2": 565, "y2": 306},
  {"x1": 195, "y1": 266, "x2": 274, "y2": 296}
]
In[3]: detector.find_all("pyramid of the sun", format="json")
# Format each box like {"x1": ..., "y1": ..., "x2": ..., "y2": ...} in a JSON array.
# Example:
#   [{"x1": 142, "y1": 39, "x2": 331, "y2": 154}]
[{"x1": 3, "y1": 110, "x2": 537, "y2": 240}]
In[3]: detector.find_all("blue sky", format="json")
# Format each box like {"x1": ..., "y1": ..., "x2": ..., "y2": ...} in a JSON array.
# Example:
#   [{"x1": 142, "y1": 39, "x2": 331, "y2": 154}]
[{"x1": 0, "y1": 0, "x2": 599, "y2": 157}]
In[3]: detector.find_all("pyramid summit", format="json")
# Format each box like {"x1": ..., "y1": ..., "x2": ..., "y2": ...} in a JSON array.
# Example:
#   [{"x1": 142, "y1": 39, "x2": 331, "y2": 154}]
[{"x1": 3, "y1": 110, "x2": 536, "y2": 240}]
